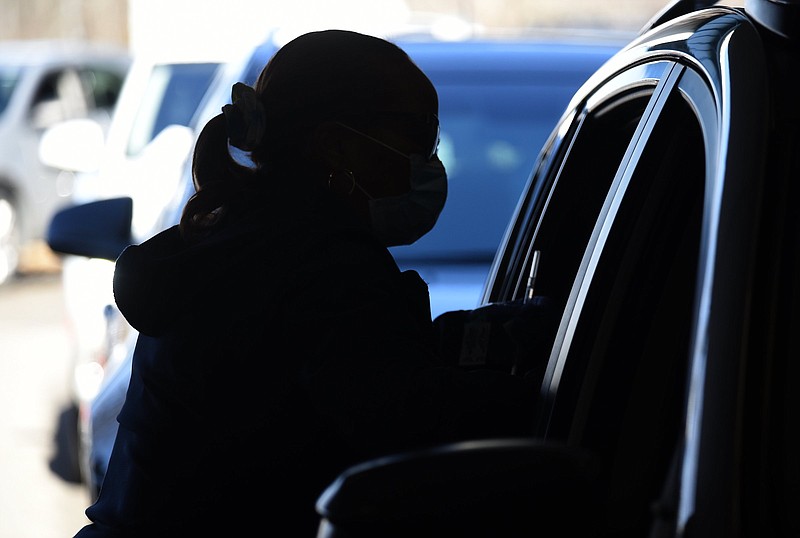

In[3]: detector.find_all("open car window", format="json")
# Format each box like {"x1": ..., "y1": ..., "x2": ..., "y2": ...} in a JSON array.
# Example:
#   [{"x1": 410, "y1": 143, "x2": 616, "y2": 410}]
[{"x1": 481, "y1": 57, "x2": 718, "y2": 535}]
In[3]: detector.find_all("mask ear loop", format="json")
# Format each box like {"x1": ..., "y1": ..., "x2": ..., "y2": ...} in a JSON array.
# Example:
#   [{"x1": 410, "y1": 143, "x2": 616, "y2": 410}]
[
  {"x1": 329, "y1": 168, "x2": 376, "y2": 199},
  {"x1": 335, "y1": 122, "x2": 410, "y2": 159}
]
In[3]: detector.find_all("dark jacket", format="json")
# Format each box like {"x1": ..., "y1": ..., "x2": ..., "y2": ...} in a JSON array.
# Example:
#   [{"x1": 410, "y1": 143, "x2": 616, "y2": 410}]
[{"x1": 74, "y1": 183, "x2": 535, "y2": 537}]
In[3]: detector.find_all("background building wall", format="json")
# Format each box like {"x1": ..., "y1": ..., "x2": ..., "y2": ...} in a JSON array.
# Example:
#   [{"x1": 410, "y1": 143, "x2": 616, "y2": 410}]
[
  {"x1": 0, "y1": 0, "x2": 669, "y2": 51},
  {"x1": 0, "y1": 0, "x2": 129, "y2": 45}
]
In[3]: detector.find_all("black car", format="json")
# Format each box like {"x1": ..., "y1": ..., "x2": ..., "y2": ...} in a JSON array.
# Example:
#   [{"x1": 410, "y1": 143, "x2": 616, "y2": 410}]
[{"x1": 314, "y1": 0, "x2": 800, "y2": 536}]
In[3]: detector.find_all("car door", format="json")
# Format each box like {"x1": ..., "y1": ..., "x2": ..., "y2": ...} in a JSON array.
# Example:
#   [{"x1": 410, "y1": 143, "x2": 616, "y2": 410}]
[
  {"x1": 316, "y1": 4, "x2": 800, "y2": 537},
  {"x1": 481, "y1": 6, "x2": 769, "y2": 536}
]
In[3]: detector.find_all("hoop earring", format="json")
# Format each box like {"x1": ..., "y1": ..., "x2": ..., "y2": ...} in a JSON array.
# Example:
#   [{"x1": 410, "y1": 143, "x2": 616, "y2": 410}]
[{"x1": 328, "y1": 169, "x2": 356, "y2": 195}]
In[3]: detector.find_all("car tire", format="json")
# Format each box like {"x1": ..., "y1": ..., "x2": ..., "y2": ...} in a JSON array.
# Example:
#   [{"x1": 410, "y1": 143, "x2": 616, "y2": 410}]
[
  {"x1": 0, "y1": 188, "x2": 20, "y2": 286},
  {"x1": 48, "y1": 403, "x2": 84, "y2": 484}
]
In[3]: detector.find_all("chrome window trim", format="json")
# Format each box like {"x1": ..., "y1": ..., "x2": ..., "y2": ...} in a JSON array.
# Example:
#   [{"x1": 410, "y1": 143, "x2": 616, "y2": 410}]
[
  {"x1": 678, "y1": 15, "x2": 767, "y2": 533},
  {"x1": 538, "y1": 61, "x2": 685, "y2": 422},
  {"x1": 673, "y1": 63, "x2": 724, "y2": 534}
]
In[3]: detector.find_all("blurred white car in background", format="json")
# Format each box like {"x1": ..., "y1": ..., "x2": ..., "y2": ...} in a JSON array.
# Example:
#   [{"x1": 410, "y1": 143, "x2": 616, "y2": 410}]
[
  {"x1": 84, "y1": 42, "x2": 280, "y2": 497},
  {"x1": 39, "y1": 51, "x2": 225, "y2": 487},
  {"x1": 0, "y1": 40, "x2": 129, "y2": 285},
  {"x1": 46, "y1": 28, "x2": 624, "y2": 498}
]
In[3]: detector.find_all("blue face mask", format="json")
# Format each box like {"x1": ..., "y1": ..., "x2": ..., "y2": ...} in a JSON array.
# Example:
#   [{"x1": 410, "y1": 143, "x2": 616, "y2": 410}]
[{"x1": 336, "y1": 122, "x2": 448, "y2": 247}]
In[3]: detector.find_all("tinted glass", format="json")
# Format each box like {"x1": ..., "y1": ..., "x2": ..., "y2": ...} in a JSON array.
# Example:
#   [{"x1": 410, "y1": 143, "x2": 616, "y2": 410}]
[
  {"x1": 83, "y1": 68, "x2": 126, "y2": 110},
  {"x1": 544, "y1": 81, "x2": 704, "y2": 537}
]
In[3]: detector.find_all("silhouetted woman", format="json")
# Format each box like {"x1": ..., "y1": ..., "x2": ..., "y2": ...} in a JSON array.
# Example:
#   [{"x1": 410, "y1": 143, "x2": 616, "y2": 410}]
[{"x1": 74, "y1": 29, "x2": 534, "y2": 537}]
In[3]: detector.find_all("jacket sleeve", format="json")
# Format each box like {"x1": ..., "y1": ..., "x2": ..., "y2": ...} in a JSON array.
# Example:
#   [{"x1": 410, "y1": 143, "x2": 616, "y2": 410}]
[{"x1": 284, "y1": 236, "x2": 538, "y2": 459}]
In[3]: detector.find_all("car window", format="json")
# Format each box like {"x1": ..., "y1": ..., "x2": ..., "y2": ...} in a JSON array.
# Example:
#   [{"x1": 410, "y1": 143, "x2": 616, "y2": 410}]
[
  {"x1": 0, "y1": 66, "x2": 19, "y2": 115},
  {"x1": 126, "y1": 62, "x2": 219, "y2": 156},
  {"x1": 485, "y1": 60, "x2": 713, "y2": 535},
  {"x1": 30, "y1": 68, "x2": 89, "y2": 128},
  {"x1": 487, "y1": 61, "x2": 678, "y2": 304},
  {"x1": 563, "y1": 75, "x2": 703, "y2": 536},
  {"x1": 81, "y1": 67, "x2": 126, "y2": 111}
]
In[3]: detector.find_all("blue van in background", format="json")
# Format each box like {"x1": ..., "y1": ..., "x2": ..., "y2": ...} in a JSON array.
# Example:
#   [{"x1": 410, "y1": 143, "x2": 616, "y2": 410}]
[{"x1": 394, "y1": 38, "x2": 622, "y2": 317}]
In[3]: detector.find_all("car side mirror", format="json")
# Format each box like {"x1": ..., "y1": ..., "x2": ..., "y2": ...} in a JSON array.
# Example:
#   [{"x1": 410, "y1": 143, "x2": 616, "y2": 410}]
[
  {"x1": 47, "y1": 197, "x2": 134, "y2": 261},
  {"x1": 38, "y1": 118, "x2": 105, "y2": 173},
  {"x1": 316, "y1": 438, "x2": 601, "y2": 537}
]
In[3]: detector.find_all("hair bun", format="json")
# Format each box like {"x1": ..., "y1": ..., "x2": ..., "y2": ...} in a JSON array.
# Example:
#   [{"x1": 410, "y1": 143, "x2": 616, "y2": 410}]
[{"x1": 222, "y1": 82, "x2": 266, "y2": 151}]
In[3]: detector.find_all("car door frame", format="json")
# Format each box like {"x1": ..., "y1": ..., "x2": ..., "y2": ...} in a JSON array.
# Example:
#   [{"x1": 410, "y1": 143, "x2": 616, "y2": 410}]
[
  {"x1": 482, "y1": 6, "x2": 769, "y2": 535},
  {"x1": 312, "y1": 5, "x2": 793, "y2": 537}
]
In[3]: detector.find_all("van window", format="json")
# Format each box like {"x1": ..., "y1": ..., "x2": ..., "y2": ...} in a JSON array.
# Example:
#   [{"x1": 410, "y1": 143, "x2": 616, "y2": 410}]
[{"x1": 83, "y1": 68, "x2": 126, "y2": 111}]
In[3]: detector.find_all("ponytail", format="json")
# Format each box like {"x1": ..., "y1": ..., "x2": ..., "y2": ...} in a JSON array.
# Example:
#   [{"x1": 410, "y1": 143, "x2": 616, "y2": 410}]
[{"x1": 179, "y1": 114, "x2": 256, "y2": 242}]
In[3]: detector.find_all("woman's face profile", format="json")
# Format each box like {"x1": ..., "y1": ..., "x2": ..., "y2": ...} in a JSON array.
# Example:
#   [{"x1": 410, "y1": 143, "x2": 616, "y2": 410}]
[{"x1": 337, "y1": 82, "x2": 438, "y2": 202}]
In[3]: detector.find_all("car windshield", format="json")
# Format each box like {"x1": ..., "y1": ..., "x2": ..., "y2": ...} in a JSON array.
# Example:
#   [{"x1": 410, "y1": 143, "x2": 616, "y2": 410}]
[
  {"x1": 0, "y1": 66, "x2": 21, "y2": 116},
  {"x1": 126, "y1": 62, "x2": 220, "y2": 156}
]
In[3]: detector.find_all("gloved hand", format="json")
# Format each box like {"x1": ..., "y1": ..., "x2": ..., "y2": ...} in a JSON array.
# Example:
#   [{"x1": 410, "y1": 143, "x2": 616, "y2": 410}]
[{"x1": 433, "y1": 296, "x2": 558, "y2": 381}]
